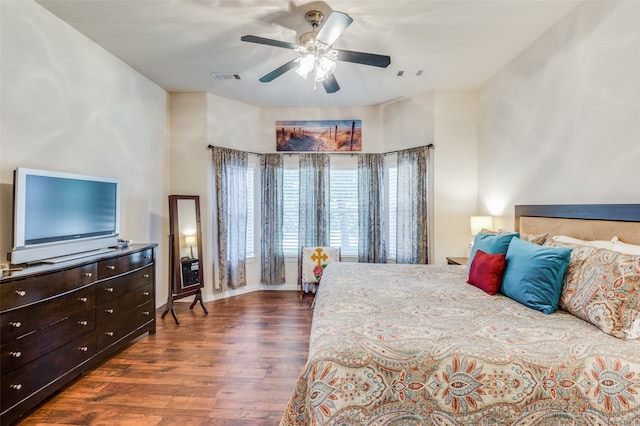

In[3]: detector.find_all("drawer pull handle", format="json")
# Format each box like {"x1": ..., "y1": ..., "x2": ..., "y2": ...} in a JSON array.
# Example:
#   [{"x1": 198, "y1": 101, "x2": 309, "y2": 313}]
[
  {"x1": 79, "y1": 346, "x2": 89, "y2": 352},
  {"x1": 107, "y1": 265, "x2": 116, "y2": 270},
  {"x1": 78, "y1": 320, "x2": 88, "y2": 326},
  {"x1": 143, "y1": 311, "x2": 150, "y2": 316},
  {"x1": 10, "y1": 351, "x2": 22, "y2": 358},
  {"x1": 84, "y1": 272, "x2": 93, "y2": 277},
  {"x1": 105, "y1": 288, "x2": 114, "y2": 293},
  {"x1": 142, "y1": 291, "x2": 150, "y2": 296},
  {"x1": 15, "y1": 290, "x2": 26, "y2": 297},
  {"x1": 10, "y1": 384, "x2": 22, "y2": 390},
  {"x1": 10, "y1": 321, "x2": 22, "y2": 328},
  {"x1": 78, "y1": 297, "x2": 88, "y2": 302},
  {"x1": 105, "y1": 331, "x2": 114, "y2": 336},
  {"x1": 105, "y1": 309, "x2": 114, "y2": 314},
  {"x1": 143, "y1": 274, "x2": 150, "y2": 278}
]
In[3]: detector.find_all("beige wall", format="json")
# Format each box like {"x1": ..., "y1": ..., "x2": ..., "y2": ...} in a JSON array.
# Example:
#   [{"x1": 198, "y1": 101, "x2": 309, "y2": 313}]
[
  {"x1": 0, "y1": 0, "x2": 169, "y2": 306},
  {"x1": 478, "y1": 1, "x2": 640, "y2": 231}
]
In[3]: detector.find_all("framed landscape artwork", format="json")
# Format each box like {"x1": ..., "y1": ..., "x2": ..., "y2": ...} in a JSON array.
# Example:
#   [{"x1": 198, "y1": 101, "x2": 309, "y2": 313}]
[{"x1": 276, "y1": 120, "x2": 362, "y2": 152}]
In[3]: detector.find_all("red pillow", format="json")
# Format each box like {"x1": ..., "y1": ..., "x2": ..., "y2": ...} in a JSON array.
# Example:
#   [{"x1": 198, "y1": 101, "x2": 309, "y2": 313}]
[{"x1": 467, "y1": 249, "x2": 507, "y2": 295}]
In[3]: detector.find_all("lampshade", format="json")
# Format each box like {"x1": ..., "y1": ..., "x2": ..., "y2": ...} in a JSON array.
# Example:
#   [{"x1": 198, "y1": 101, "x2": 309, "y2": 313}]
[
  {"x1": 184, "y1": 235, "x2": 197, "y2": 246},
  {"x1": 470, "y1": 216, "x2": 493, "y2": 236}
]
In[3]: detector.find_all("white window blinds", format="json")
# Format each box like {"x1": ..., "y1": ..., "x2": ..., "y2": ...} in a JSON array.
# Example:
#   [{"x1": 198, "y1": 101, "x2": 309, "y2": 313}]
[{"x1": 329, "y1": 168, "x2": 358, "y2": 256}]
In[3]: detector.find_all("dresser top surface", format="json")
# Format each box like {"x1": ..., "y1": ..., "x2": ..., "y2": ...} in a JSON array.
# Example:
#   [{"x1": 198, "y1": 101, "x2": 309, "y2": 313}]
[{"x1": 2, "y1": 244, "x2": 157, "y2": 283}]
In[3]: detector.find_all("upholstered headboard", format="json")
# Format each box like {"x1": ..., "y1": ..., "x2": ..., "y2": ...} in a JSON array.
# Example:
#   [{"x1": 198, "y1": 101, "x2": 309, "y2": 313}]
[{"x1": 515, "y1": 204, "x2": 640, "y2": 245}]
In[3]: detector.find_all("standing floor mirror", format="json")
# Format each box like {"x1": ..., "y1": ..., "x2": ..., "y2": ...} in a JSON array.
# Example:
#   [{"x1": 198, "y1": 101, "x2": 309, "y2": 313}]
[{"x1": 161, "y1": 195, "x2": 208, "y2": 324}]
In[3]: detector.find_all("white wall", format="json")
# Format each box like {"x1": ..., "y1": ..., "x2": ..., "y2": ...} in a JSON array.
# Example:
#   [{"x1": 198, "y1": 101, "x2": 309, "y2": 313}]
[
  {"x1": 478, "y1": 1, "x2": 640, "y2": 231},
  {"x1": 0, "y1": 0, "x2": 169, "y2": 307},
  {"x1": 434, "y1": 91, "x2": 479, "y2": 262},
  {"x1": 382, "y1": 92, "x2": 435, "y2": 152}
]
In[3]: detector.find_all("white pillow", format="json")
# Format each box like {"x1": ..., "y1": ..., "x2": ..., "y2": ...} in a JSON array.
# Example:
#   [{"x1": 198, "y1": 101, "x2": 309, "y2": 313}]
[
  {"x1": 552, "y1": 235, "x2": 615, "y2": 250},
  {"x1": 611, "y1": 239, "x2": 640, "y2": 255}
]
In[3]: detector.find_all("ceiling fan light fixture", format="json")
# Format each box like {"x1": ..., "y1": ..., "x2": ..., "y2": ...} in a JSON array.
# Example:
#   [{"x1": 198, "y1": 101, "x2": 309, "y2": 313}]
[
  {"x1": 295, "y1": 43, "x2": 338, "y2": 82},
  {"x1": 314, "y1": 55, "x2": 336, "y2": 81},
  {"x1": 241, "y1": 9, "x2": 390, "y2": 93},
  {"x1": 295, "y1": 54, "x2": 315, "y2": 79}
]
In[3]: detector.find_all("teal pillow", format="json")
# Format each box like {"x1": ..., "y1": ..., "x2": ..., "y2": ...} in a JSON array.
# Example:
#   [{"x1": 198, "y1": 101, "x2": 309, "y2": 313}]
[
  {"x1": 468, "y1": 232, "x2": 519, "y2": 272},
  {"x1": 501, "y1": 237, "x2": 572, "y2": 314}
]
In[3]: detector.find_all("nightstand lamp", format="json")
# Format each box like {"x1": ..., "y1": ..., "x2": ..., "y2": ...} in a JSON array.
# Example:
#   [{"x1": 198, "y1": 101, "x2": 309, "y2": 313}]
[
  {"x1": 185, "y1": 234, "x2": 197, "y2": 259},
  {"x1": 469, "y1": 215, "x2": 493, "y2": 253},
  {"x1": 470, "y1": 215, "x2": 493, "y2": 236}
]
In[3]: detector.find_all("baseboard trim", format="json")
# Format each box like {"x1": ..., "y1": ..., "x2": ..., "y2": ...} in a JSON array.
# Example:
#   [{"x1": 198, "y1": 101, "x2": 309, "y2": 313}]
[{"x1": 171, "y1": 282, "x2": 299, "y2": 304}]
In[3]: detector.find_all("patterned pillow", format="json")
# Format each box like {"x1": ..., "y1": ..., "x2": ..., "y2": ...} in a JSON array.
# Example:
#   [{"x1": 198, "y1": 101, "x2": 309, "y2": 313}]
[
  {"x1": 481, "y1": 228, "x2": 548, "y2": 245},
  {"x1": 521, "y1": 233, "x2": 549, "y2": 245},
  {"x1": 546, "y1": 238, "x2": 640, "y2": 339}
]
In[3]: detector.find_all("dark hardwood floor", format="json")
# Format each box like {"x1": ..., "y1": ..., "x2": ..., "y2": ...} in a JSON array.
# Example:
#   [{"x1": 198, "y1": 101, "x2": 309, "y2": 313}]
[{"x1": 17, "y1": 291, "x2": 313, "y2": 426}]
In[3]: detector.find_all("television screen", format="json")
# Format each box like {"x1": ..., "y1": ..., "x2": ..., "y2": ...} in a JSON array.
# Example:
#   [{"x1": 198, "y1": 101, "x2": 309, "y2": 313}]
[
  {"x1": 10, "y1": 168, "x2": 120, "y2": 264},
  {"x1": 24, "y1": 175, "x2": 118, "y2": 245}
]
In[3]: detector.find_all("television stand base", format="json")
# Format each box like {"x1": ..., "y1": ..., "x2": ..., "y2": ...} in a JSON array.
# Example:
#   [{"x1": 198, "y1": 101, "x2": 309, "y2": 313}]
[{"x1": 40, "y1": 247, "x2": 116, "y2": 264}]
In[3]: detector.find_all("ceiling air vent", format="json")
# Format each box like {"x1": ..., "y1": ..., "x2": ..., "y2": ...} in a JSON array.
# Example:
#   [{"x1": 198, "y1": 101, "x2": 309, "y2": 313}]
[
  {"x1": 396, "y1": 70, "x2": 425, "y2": 77},
  {"x1": 211, "y1": 73, "x2": 242, "y2": 80}
]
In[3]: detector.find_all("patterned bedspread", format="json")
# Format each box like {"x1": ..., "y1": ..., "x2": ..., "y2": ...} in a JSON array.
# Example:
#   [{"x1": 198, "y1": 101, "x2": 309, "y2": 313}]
[{"x1": 281, "y1": 263, "x2": 640, "y2": 426}]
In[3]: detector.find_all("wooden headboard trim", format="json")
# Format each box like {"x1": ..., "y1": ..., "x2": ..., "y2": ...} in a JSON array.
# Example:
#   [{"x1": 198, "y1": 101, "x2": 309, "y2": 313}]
[
  {"x1": 515, "y1": 204, "x2": 640, "y2": 227},
  {"x1": 515, "y1": 204, "x2": 640, "y2": 245}
]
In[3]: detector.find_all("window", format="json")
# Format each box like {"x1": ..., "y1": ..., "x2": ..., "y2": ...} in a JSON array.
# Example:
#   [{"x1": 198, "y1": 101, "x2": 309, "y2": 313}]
[
  {"x1": 387, "y1": 165, "x2": 397, "y2": 260},
  {"x1": 246, "y1": 166, "x2": 255, "y2": 258},
  {"x1": 280, "y1": 160, "x2": 387, "y2": 258},
  {"x1": 282, "y1": 168, "x2": 299, "y2": 255},
  {"x1": 329, "y1": 169, "x2": 358, "y2": 256}
]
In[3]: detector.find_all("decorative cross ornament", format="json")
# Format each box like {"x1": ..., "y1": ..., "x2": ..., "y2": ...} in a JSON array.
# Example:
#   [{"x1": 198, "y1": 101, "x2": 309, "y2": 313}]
[{"x1": 311, "y1": 247, "x2": 328, "y2": 266}]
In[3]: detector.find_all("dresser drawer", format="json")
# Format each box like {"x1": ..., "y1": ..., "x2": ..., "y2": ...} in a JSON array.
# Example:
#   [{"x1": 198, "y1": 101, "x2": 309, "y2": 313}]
[
  {"x1": 0, "y1": 264, "x2": 97, "y2": 312},
  {"x1": 129, "y1": 248, "x2": 154, "y2": 270},
  {"x1": 97, "y1": 299, "x2": 154, "y2": 351},
  {"x1": 1, "y1": 287, "x2": 95, "y2": 344},
  {"x1": 95, "y1": 265, "x2": 153, "y2": 305},
  {"x1": 1, "y1": 309, "x2": 96, "y2": 375},
  {"x1": 97, "y1": 283, "x2": 153, "y2": 320},
  {"x1": 97, "y1": 248, "x2": 154, "y2": 280},
  {"x1": 1, "y1": 332, "x2": 95, "y2": 412}
]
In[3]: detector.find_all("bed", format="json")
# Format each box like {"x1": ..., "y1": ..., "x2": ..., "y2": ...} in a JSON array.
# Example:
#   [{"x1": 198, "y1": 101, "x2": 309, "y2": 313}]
[{"x1": 281, "y1": 205, "x2": 640, "y2": 426}]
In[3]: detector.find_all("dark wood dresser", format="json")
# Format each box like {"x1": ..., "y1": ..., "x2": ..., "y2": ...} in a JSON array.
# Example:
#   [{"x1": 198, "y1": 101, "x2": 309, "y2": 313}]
[{"x1": 0, "y1": 244, "x2": 157, "y2": 425}]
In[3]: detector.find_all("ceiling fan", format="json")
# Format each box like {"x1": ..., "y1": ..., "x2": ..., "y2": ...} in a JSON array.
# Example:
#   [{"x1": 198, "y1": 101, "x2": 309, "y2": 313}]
[{"x1": 241, "y1": 10, "x2": 391, "y2": 94}]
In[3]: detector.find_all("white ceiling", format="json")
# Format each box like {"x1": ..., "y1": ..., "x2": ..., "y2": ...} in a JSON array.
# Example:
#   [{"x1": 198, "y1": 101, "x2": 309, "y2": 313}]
[{"x1": 35, "y1": 0, "x2": 580, "y2": 108}]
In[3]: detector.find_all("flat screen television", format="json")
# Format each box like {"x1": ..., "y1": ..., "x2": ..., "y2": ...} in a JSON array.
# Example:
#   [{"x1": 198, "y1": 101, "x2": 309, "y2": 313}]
[{"x1": 9, "y1": 167, "x2": 120, "y2": 264}]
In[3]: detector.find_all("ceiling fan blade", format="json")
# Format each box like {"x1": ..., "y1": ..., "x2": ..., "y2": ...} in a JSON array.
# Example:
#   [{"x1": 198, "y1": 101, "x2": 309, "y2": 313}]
[
  {"x1": 322, "y1": 74, "x2": 340, "y2": 94},
  {"x1": 315, "y1": 11, "x2": 353, "y2": 46},
  {"x1": 241, "y1": 35, "x2": 298, "y2": 50},
  {"x1": 335, "y1": 49, "x2": 391, "y2": 68},
  {"x1": 258, "y1": 59, "x2": 299, "y2": 82}
]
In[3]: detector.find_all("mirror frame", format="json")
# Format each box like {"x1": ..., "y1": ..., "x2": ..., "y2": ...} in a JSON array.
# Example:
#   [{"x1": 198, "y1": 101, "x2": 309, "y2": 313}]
[{"x1": 168, "y1": 195, "x2": 204, "y2": 296}]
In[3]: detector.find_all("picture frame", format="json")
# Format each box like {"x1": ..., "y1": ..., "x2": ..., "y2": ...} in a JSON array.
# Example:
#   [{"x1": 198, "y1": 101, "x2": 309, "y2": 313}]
[{"x1": 276, "y1": 120, "x2": 362, "y2": 152}]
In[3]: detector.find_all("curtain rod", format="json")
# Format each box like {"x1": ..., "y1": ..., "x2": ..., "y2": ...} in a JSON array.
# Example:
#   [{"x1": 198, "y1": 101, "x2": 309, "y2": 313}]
[{"x1": 207, "y1": 143, "x2": 434, "y2": 156}]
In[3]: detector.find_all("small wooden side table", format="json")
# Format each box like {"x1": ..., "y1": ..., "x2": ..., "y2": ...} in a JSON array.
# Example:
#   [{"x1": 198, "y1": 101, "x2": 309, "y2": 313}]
[{"x1": 446, "y1": 256, "x2": 469, "y2": 266}]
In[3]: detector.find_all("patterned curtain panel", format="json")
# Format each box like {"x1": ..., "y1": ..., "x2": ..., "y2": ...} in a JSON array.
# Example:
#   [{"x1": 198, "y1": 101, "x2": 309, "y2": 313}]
[
  {"x1": 212, "y1": 147, "x2": 248, "y2": 290},
  {"x1": 396, "y1": 146, "x2": 431, "y2": 264},
  {"x1": 358, "y1": 154, "x2": 386, "y2": 263},
  {"x1": 298, "y1": 153, "x2": 330, "y2": 248},
  {"x1": 260, "y1": 154, "x2": 285, "y2": 285}
]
